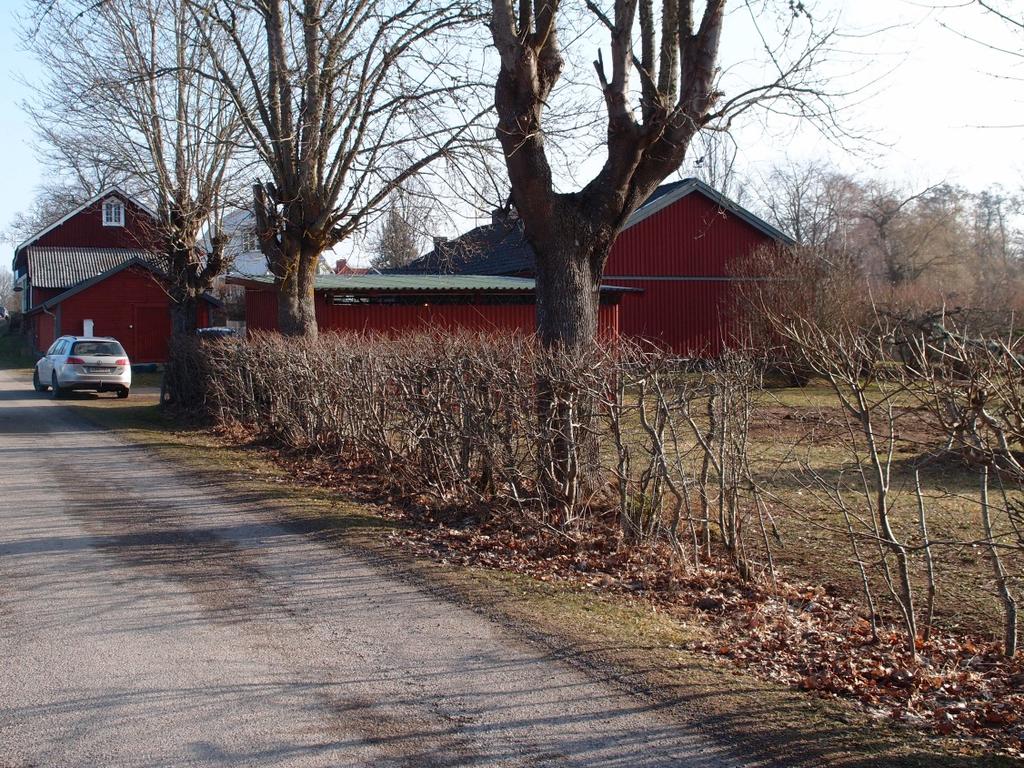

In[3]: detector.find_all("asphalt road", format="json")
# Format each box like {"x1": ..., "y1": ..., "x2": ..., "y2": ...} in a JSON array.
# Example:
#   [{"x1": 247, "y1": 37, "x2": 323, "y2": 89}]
[{"x1": 0, "y1": 367, "x2": 741, "y2": 767}]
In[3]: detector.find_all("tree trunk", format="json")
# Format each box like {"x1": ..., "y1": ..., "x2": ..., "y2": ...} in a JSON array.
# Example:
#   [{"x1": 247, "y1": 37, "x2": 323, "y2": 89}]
[
  {"x1": 276, "y1": 241, "x2": 320, "y2": 339},
  {"x1": 533, "y1": 238, "x2": 602, "y2": 350},
  {"x1": 530, "y1": 231, "x2": 608, "y2": 518},
  {"x1": 170, "y1": 295, "x2": 198, "y2": 336}
]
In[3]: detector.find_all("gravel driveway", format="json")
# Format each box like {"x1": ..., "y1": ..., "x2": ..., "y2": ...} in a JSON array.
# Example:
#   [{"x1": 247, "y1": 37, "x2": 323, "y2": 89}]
[{"x1": 0, "y1": 367, "x2": 742, "y2": 767}]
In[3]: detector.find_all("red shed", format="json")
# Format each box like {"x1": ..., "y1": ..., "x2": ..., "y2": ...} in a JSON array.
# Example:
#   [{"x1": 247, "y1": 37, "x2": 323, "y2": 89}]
[
  {"x1": 12, "y1": 187, "x2": 219, "y2": 362},
  {"x1": 400, "y1": 179, "x2": 792, "y2": 355},
  {"x1": 228, "y1": 273, "x2": 628, "y2": 340}
]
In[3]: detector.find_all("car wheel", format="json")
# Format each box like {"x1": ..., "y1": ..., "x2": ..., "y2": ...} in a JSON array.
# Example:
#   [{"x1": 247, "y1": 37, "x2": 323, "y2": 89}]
[
  {"x1": 117, "y1": 387, "x2": 130, "y2": 399},
  {"x1": 51, "y1": 372, "x2": 65, "y2": 399},
  {"x1": 33, "y1": 369, "x2": 48, "y2": 392}
]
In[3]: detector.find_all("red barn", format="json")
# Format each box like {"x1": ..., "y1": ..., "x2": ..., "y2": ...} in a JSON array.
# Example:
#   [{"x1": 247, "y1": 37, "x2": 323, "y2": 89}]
[
  {"x1": 12, "y1": 188, "x2": 219, "y2": 362},
  {"x1": 228, "y1": 273, "x2": 628, "y2": 340},
  {"x1": 402, "y1": 179, "x2": 792, "y2": 355}
]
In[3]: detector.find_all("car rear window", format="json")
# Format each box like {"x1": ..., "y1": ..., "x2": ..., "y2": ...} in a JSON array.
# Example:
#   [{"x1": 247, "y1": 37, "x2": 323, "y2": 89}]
[{"x1": 71, "y1": 341, "x2": 126, "y2": 356}]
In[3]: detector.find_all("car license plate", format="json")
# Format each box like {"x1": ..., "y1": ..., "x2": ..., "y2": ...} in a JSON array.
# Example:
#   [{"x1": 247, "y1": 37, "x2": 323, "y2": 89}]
[{"x1": 88, "y1": 367, "x2": 114, "y2": 373}]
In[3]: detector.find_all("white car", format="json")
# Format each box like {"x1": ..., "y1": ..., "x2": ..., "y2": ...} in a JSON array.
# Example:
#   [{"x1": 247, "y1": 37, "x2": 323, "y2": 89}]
[{"x1": 34, "y1": 336, "x2": 132, "y2": 399}]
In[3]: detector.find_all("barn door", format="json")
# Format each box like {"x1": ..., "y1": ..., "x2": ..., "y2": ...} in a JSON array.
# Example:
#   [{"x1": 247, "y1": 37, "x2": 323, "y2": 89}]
[{"x1": 132, "y1": 304, "x2": 171, "y2": 363}]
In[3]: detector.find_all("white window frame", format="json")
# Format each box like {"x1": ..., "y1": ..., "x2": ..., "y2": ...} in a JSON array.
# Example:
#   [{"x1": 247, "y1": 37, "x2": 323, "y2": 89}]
[
  {"x1": 240, "y1": 228, "x2": 260, "y2": 252},
  {"x1": 102, "y1": 198, "x2": 125, "y2": 227}
]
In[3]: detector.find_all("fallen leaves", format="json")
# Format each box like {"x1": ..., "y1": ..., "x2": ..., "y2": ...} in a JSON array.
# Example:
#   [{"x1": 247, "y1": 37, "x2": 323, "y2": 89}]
[
  {"x1": 240, "y1": 435, "x2": 1024, "y2": 759},
  {"x1": 386, "y1": 507, "x2": 1024, "y2": 759}
]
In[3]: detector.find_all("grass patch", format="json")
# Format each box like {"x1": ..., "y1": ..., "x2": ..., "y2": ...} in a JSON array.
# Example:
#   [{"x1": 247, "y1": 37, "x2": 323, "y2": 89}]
[
  {"x1": 63, "y1": 391, "x2": 1014, "y2": 767},
  {"x1": 131, "y1": 370, "x2": 164, "y2": 389},
  {"x1": 0, "y1": 330, "x2": 37, "y2": 371}
]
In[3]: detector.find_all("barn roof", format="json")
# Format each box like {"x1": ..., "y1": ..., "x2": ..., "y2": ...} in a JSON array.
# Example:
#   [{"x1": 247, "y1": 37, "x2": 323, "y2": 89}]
[
  {"x1": 398, "y1": 178, "x2": 793, "y2": 277},
  {"x1": 26, "y1": 247, "x2": 159, "y2": 289},
  {"x1": 27, "y1": 256, "x2": 221, "y2": 313},
  {"x1": 227, "y1": 273, "x2": 637, "y2": 294}
]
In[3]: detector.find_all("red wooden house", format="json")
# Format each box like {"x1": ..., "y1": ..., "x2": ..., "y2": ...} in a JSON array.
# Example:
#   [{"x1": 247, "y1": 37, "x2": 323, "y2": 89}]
[
  {"x1": 402, "y1": 179, "x2": 793, "y2": 355},
  {"x1": 12, "y1": 188, "x2": 218, "y2": 363}
]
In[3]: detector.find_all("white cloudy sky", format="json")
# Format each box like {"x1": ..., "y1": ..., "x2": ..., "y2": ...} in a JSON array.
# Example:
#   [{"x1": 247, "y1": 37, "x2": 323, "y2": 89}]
[{"x1": 0, "y1": 0, "x2": 1020, "y2": 258}]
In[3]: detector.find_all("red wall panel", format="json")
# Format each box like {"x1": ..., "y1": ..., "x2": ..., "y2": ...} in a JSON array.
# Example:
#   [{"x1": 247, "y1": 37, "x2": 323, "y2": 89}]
[
  {"x1": 33, "y1": 198, "x2": 158, "y2": 251},
  {"x1": 615, "y1": 280, "x2": 739, "y2": 356},
  {"x1": 32, "y1": 287, "x2": 64, "y2": 305},
  {"x1": 603, "y1": 191, "x2": 775, "y2": 354},
  {"x1": 246, "y1": 290, "x2": 278, "y2": 332},
  {"x1": 32, "y1": 313, "x2": 57, "y2": 354},
  {"x1": 246, "y1": 289, "x2": 620, "y2": 340},
  {"x1": 606, "y1": 192, "x2": 770, "y2": 277},
  {"x1": 55, "y1": 267, "x2": 170, "y2": 362}
]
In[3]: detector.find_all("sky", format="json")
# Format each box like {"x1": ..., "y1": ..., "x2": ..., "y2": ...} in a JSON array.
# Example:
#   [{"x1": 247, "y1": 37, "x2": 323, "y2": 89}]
[
  {"x1": 720, "y1": 0, "x2": 1024, "y2": 193},
  {"x1": 0, "y1": 0, "x2": 1021, "y2": 265}
]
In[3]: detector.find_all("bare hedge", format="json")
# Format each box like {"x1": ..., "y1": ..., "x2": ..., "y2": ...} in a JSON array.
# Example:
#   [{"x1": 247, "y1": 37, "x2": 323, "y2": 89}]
[
  {"x1": 167, "y1": 327, "x2": 1023, "y2": 656},
  {"x1": 168, "y1": 333, "x2": 771, "y2": 570}
]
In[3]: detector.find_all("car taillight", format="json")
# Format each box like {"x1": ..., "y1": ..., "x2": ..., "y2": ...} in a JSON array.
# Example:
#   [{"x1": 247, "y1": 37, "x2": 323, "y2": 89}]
[
  {"x1": 116, "y1": 359, "x2": 128, "y2": 366},
  {"x1": 67, "y1": 357, "x2": 85, "y2": 364}
]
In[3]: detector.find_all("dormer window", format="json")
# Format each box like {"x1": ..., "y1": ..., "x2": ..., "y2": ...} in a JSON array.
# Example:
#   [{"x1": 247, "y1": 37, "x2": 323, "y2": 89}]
[
  {"x1": 102, "y1": 198, "x2": 125, "y2": 227},
  {"x1": 240, "y1": 228, "x2": 260, "y2": 252}
]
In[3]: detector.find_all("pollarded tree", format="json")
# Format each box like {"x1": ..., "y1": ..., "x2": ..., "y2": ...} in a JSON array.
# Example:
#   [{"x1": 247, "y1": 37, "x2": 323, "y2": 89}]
[
  {"x1": 27, "y1": 0, "x2": 245, "y2": 335},
  {"x1": 197, "y1": 0, "x2": 489, "y2": 337},
  {"x1": 490, "y1": 0, "x2": 845, "y2": 350}
]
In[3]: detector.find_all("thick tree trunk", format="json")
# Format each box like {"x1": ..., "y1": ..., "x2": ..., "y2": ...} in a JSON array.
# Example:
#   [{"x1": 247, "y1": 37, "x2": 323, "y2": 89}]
[
  {"x1": 170, "y1": 295, "x2": 199, "y2": 336},
  {"x1": 276, "y1": 241, "x2": 320, "y2": 339},
  {"x1": 530, "y1": 229, "x2": 609, "y2": 518},
  {"x1": 533, "y1": 243, "x2": 601, "y2": 350}
]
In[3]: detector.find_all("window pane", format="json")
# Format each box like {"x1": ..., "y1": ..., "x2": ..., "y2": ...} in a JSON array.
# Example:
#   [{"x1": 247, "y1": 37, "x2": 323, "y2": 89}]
[
  {"x1": 71, "y1": 341, "x2": 126, "y2": 356},
  {"x1": 103, "y1": 201, "x2": 123, "y2": 225}
]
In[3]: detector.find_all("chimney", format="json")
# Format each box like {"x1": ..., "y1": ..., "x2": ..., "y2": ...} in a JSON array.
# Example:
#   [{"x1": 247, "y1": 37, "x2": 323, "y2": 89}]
[
  {"x1": 432, "y1": 236, "x2": 448, "y2": 250},
  {"x1": 491, "y1": 206, "x2": 519, "y2": 227},
  {"x1": 334, "y1": 258, "x2": 348, "y2": 274}
]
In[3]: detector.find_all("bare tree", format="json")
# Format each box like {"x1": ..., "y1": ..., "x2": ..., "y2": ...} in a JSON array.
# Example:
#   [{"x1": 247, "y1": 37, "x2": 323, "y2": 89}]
[
  {"x1": 195, "y1": 0, "x2": 489, "y2": 337},
  {"x1": 370, "y1": 189, "x2": 432, "y2": 270},
  {"x1": 769, "y1": 311, "x2": 921, "y2": 658},
  {"x1": 758, "y1": 161, "x2": 862, "y2": 252},
  {"x1": 857, "y1": 182, "x2": 967, "y2": 286},
  {"x1": 0, "y1": 267, "x2": 16, "y2": 313},
  {"x1": 27, "y1": 0, "x2": 245, "y2": 334},
  {"x1": 935, "y1": 0, "x2": 1023, "y2": 131},
  {"x1": 731, "y1": 242, "x2": 867, "y2": 384},
  {"x1": 909, "y1": 321, "x2": 1023, "y2": 656},
  {"x1": 489, "y1": 0, "x2": 844, "y2": 351},
  {"x1": 685, "y1": 132, "x2": 747, "y2": 204},
  {"x1": 971, "y1": 186, "x2": 1022, "y2": 266},
  {"x1": 941, "y1": 0, "x2": 1023, "y2": 66},
  {"x1": 3, "y1": 183, "x2": 95, "y2": 247},
  {"x1": 973, "y1": 0, "x2": 1024, "y2": 33}
]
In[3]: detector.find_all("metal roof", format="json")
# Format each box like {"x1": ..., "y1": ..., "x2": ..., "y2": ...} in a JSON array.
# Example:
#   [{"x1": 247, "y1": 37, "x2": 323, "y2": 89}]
[
  {"x1": 27, "y1": 247, "x2": 159, "y2": 289},
  {"x1": 398, "y1": 178, "x2": 794, "y2": 277},
  {"x1": 229, "y1": 272, "x2": 639, "y2": 294},
  {"x1": 233, "y1": 273, "x2": 538, "y2": 292},
  {"x1": 27, "y1": 256, "x2": 222, "y2": 313}
]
